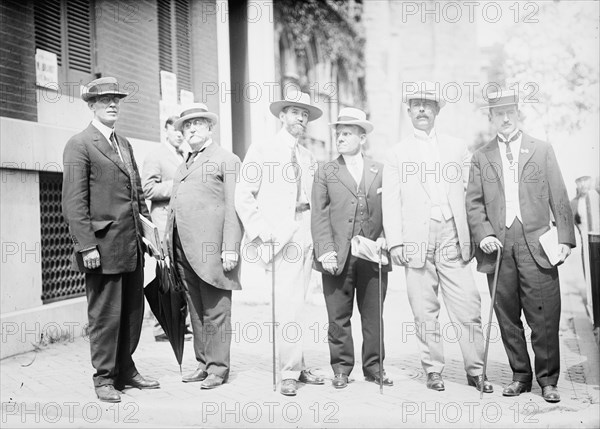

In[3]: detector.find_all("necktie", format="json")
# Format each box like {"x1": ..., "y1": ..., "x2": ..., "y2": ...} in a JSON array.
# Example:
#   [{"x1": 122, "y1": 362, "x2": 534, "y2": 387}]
[
  {"x1": 110, "y1": 132, "x2": 125, "y2": 164},
  {"x1": 186, "y1": 147, "x2": 206, "y2": 168},
  {"x1": 498, "y1": 130, "x2": 522, "y2": 165},
  {"x1": 291, "y1": 144, "x2": 302, "y2": 202}
]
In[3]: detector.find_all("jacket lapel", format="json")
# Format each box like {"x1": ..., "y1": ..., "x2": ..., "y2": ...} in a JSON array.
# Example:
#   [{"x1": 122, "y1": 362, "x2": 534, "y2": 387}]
[
  {"x1": 363, "y1": 157, "x2": 379, "y2": 194},
  {"x1": 181, "y1": 142, "x2": 217, "y2": 179},
  {"x1": 89, "y1": 125, "x2": 130, "y2": 177},
  {"x1": 406, "y1": 138, "x2": 431, "y2": 198},
  {"x1": 336, "y1": 156, "x2": 358, "y2": 197},
  {"x1": 483, "y1": 138, "x2": 504, "y2": 191},
  {"x1": 517, "y1": 133, "x2": 536, "y2": 182}
]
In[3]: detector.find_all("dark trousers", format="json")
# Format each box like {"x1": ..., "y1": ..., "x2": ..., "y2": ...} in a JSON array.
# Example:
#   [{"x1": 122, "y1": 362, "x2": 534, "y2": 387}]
[
  {"x1": 174, "y1": 227, "x2": 232, "y2": 378},
  {"x1": 589, "y1": 237, "x2": 600, "y2": 328},
  {"x1": 322, "y1": 253, "x2": 387, "y2": 376},
  {"x1": 490, "y1": 219, "x2": 561, "y2": 387},
  {"x1": 85, "y1": 256, "x2": 144, "y2": 387}
]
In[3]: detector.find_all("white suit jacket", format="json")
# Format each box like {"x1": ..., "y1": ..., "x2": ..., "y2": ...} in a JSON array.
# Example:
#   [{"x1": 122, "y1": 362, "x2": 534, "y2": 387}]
[
  {"x1": 235, "y1": 128, "x2": 316, "y2": 260},
  {"x1": 382, "y1": 132, "x2": 473, "y2": 268}
]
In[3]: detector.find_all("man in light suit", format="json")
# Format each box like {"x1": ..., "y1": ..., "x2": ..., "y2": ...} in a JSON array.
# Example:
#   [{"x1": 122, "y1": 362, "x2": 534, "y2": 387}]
[
  {"x1": 235, "y1": 91, "x2": 325, "y2": 396},
  {"x1": 312, "y1": 108, "x2": 392, "y2": 389},
  {"x1": 466, "y1": 89, "x2": 575, "y2": 403},
  {"x1": 164, "y1": 104, "x2": 243, "y2": 389},
  {"x1": 382, "y1": 81, "x2": 491, "y2": 393},
  {"x1": 62, "y1": 77, "x2": 159, "y2": 403},
  {"x1": 142, "y1": 115, "x2": 186, "y2": 238}
]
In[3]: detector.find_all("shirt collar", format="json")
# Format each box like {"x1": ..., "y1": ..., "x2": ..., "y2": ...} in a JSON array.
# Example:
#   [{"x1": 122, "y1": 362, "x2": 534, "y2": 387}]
[
  {"x1": 91, "y1": 119, "x2": 114, "y2": 142},
  {"x1": 342, "y1": 152, "x2": 363, "y2": 165},
  {"x1": 414, "y1": 127, "x2": 437, "y2": 141},
  {"x1": 278, "y1": 127, "x2": 299, "y2": 149},
  {"x1": 497, "y1": 128, "x2": 521, "y2": 142}
]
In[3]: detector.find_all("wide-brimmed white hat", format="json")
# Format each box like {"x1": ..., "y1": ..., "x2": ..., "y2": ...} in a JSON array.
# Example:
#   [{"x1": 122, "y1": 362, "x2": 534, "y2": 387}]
[
  {"x1": 174, "y1": 103, "x2": 218, "y2": 130},
  {"x1": 81, "y1": 77, "x2": 128, "y2": 102},
  {"x1": 329, "y1": 107, "x2": 374, "y2": 134},
  {"x1": 480, "y1": 88, "x2": 519, "y2": 110},
  {"x1": 269, "y1": 89, "x2": 322, "y2": 122},
  {"x1": 403, "y1": 80, "x2": 446, "y2": 108}
]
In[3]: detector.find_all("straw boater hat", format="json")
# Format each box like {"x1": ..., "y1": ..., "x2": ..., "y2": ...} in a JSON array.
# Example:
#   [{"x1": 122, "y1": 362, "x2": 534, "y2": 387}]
[
  {"x1": 329, "y1": 107, "x2": 374, "y2": 134},
  {"x1": 269, "y1": 89, "x2": 323, "y2": 122},
  {"x1": 403, "y1": 80, "x2": 446, "y2": 108},
  {"x1": 480, "y1": 88, "x2": 519, "y2": 110},
  {"x1": 81, "y1": 77, "x2": 128, "y2": 102},
  {"x1": 174, "y1": 103, "x2": 219, "y2": 130}
]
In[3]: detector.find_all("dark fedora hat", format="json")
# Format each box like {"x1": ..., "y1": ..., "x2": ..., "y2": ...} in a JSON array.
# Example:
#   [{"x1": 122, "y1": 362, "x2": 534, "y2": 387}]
[{"x1": 81, "y1": 77, "x2": 128, "y2": 102}]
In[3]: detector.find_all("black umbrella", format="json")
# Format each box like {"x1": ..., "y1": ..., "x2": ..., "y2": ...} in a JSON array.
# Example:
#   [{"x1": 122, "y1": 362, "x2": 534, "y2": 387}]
[{"x1": 144, "y1": 260, "x2": 187, "y2": 371}]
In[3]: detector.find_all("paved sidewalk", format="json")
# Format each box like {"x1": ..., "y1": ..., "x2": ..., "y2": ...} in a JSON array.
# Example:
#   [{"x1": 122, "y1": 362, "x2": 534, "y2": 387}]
[{"x1": 1, "y1": 258, "x2": 598, "y2": 428}]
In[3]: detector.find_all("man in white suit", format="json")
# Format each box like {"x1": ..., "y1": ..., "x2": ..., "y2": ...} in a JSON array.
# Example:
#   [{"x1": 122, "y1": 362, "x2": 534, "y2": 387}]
[
  {"x1": 382, "y1": 81, "x2": 492, "y2": 393},
  {"x1": 235, "y1": 90, "x2": 325, "y2": 396}
]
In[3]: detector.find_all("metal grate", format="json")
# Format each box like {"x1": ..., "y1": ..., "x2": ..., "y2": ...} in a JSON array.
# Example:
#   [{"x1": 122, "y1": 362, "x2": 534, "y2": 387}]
[{"x1": 39, "y1": 172, "x2": 85, "y2": 304}]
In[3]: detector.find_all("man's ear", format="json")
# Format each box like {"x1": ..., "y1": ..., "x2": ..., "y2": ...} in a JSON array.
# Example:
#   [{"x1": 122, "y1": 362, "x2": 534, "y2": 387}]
[{"x1": 359, "y1": 134, "x2": 367, "y2": 146}]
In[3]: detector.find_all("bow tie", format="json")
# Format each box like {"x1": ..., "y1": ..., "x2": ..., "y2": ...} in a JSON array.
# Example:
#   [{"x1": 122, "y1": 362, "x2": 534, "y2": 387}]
[{"x1": 498, "y1": 130, "x2": 522, "y2": 145}]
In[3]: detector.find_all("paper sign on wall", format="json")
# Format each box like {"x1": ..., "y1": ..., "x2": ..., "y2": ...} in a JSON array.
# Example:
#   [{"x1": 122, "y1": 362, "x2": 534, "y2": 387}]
[{"x1": 35, "y1": 49, "x2": 58, "y2": 88}]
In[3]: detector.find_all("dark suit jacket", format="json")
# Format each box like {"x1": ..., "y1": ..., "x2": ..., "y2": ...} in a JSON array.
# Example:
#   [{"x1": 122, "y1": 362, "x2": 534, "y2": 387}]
[
  {"x1": 466, "y1": 133, "x2": 576, "y2": 273},
  {"x1": 164, "y1": 142, "x2": 243, "y2": 291},
  {"x1": 62, "y1": 123, "x2": 150, "y2": 274},
  {"x1": 311, "y1": 155, "x2": 391, "y2": 275}
]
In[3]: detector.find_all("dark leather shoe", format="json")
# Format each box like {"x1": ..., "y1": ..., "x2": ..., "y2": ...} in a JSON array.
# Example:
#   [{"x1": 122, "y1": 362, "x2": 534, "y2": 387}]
[
  {"x1": 299, "y1": 369, "x2": 325, "y2": 385},
  {"x1": 154, "y1": 333, "x2": 169, "y2": 342},
  {"x1": 542, "y1": 385, "x2": 560, "y2": 403},
  {"x1": 116, "y1": 373, "x2": 160, "y2": 390},
  {"x1": 280, "y1": 379, "x2": 297, "y2": 396},
  {"x1": 466, "y1": 374, "x2": 493, "y2": 393},
  {"x1": 95, "y1": 385, "x2": 121, "y2": 403},
  {"x1": 200, "y1": 374, "x2": 225, "y2": 390},
  {"x1": 426, "y1": 372, "x2": 445, "y2": 391},
  {"x1": 365, "y1": 372, "x2": 394, "y2": 386},
  {"x1": 502, "y1": 380, "x2": 532, "y2": 396},
  {"x1": 182, "y1": 368, "x2": 208, "y2": 383},
  {"x1": 332, "y1": 373, "x2": 348, "y2": 389}
]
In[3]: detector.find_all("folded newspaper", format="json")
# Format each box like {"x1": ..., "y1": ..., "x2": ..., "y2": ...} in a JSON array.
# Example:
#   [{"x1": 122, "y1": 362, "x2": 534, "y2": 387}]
[
  {"x1": 350, "y1": 236, "x2": 389, "y2": 265},
  {"x1": 139, "y1": 215, "x2": 164, "y2": 259},
  {"x1": 539, "y1": 226, "x2": 560, "y2": 266}
]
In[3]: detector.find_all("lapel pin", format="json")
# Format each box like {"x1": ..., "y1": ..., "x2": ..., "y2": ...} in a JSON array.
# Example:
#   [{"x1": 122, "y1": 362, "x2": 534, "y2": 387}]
[
  {"x1": 520, "y1": 149, "x2": 529, "y2": 154},
  {"x1": 370, "y1": 167, "x2": 378, "y2": 174}
]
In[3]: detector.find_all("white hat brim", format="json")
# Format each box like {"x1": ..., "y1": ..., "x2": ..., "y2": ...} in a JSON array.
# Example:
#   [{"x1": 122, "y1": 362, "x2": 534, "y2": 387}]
[
  {"x1": 404, "y1": 94, "x2": 446, "y2": 108},
  {"x1": 270, "y1": 101, "x2": 323, "y2": 122},
  {"x1": 329, "y1": 120, "x2": 374, "y2": 134},
  {"x1": 174, "y1": 112, "x2": 219, "y2": 130}
]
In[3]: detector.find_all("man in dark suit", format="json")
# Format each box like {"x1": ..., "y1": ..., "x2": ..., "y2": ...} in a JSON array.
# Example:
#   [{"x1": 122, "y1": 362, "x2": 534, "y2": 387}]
[
  {"x1": 311, "y1": 108, "x2": 392, "y2": 389},
  {"x1": 62, "y1": 77, "x2": 159, "y2": 403},
  {"x1": 466, "y1": 89, "x2": 576, "y2": 403},
  {"x1": 164, "y1": 104, "x2": 243, "y2": 389}
]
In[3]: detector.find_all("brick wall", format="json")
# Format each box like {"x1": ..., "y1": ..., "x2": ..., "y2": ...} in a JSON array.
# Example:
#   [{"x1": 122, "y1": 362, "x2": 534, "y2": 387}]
[
  {"x1": 95, "y1": 0, "x2": 161, "y2": 141},
  {"x1": 0, "y1": 0, "x2": 37, "y2": 122}
]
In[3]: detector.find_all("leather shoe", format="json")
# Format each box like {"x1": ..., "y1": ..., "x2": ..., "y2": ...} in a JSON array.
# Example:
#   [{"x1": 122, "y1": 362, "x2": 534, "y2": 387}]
[
  {"x1": 542, "y1": 385, "x2": 560, "y2": 403},
  {"x1": 95, "y1": 385, "x2": 121, "y2": 403},
  {"x1": 280, "y1": 379, "x2": 297, "y2": 396},
  {"x1": 154, "y1": 333, "x2": 169, "y2": 342},
  {"x1": 116, "y1": 373, "x2": 160, "y2": 390},
  {"x1": 182, "y1": 368, "x2": 208, "y2": 383},
  {"x1": 200, "y1": 374, "x2": 225, "y2": 389},
  {"x1": 426, "y1": 372, "x2": 445, "y2": 391},
  {"x1": 365, "y1": 371, "x2": 394, "y2": 386},
  {"x1": 332, "y1": 373, "x2": 349, "y2": 389},
  {"x1": 299, "y1": 369, "x2": 325, "y2": 385},
  {"x1": 502, "y1": 380, "x2": 532, "y2": 396},
  {"x1": 466, "y1": 374, "x2": 493, "y2": 393}
]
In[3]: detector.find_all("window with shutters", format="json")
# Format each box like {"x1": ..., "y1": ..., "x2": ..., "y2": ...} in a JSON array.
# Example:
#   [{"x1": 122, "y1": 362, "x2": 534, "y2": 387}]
[
  {"x1": 34, "y1": 0, "x2": 94, "y2": 84},
  {"x1": 157, "y1": 0, "x2": 193, "y2": 96}
]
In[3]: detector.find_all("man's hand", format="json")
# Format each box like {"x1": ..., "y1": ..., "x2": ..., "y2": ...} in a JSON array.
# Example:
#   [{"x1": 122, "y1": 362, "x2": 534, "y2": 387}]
[
  {"x1": 222, "y1": 251, "x2": 239, "y2": 272},
  {"x1": 557, "y1": 244, "x2": 571, "y2": 264},
  {"x1": 480, "y1": 236, "x2": 503, "y2": 254},
  {"x1": 82, "y1": 248, "x2": 101, "y2": 270},
  {"x1": 375, "y1": 237, "x2": 387, "y2": 253},
  {"x1": 321, "y1": 251, "x2": 338, "y2": 275},
  {"x1": 390, "y1": 245, "x2": 409, "y2": 265}
]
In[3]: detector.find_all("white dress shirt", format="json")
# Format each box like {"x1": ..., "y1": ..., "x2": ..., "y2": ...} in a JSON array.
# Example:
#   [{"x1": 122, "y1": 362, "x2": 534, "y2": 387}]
[
  {"x1": 497, "y1": 130, "x2": 523, "y2": 227},
  {"x1": 92, "y1": 119, "x2": 123, "y2": 162},
  {"x1": 342, "y1": 152, "x2": 364, "y2": 187},
  {"x1": 415, "y1": 128, "x2": 453, "y2": 221}
]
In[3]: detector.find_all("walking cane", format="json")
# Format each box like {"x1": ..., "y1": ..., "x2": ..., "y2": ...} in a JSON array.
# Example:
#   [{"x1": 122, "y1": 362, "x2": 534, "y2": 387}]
[
  {"x1": 481, "y1": 250, "x2": 503, "y2": 399},
  {"x1": 270, "y1": 242, "x2": 277, "y2": 392},
  {"x1": 378, "y1": 248, "x2": 384, "y2": 394}
]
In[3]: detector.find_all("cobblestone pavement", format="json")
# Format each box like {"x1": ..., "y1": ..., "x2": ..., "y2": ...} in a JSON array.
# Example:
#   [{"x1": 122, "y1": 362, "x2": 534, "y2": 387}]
[{"x1": 1, "y1": 257, "x2": 598, "y2": 428}]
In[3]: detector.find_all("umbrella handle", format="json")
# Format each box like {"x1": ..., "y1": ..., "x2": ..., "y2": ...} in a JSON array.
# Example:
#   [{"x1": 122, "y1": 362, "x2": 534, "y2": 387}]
[{"x1": 481, "y1": 249, "x2": 502, "y2": 399}]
